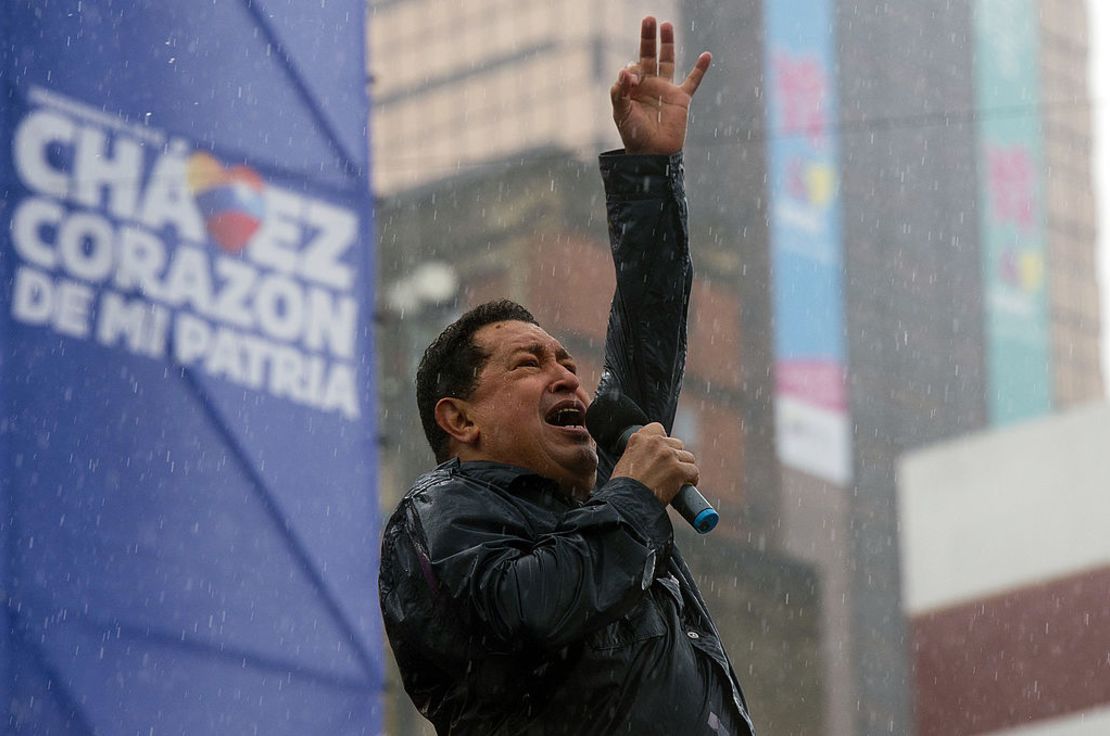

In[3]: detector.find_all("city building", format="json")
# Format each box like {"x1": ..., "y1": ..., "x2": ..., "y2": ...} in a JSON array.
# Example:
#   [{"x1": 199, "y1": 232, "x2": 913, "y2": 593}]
[
  {"x1": 368, "y1": 1, "x2": 1104, "y2": 734},
  {"x1": 372, "y1": 144, "x2": 825, "y2": 736},
  {"x1": 686, "y1": 2, "x2": 1103, "y2": 733},
  {"x1": 899, "y1": 403, "x2": 1110, "y2": 735},
  {"x1": 1039, "y1": 0, "x2": 1103, "y2": 406},
  {"x1": 369, "y1": 0, "x2": 676, "y2": 196}
]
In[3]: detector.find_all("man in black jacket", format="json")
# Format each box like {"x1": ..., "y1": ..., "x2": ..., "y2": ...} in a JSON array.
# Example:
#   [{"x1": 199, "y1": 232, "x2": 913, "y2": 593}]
[{"x1": 379, "y1": 17, "x2": 755, "y2": 735}]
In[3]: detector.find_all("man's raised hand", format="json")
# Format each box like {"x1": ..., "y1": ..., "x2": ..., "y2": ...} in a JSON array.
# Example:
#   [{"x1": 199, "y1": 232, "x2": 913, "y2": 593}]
[{"x1": 610, "y1": 16, "x2": 712, "y2": 155}]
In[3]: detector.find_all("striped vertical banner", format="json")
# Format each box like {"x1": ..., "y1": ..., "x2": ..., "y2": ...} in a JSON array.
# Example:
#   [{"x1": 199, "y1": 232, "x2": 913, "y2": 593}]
[
  {"x1": 975, "y1": 0, "x2": 1053, "y2": 424},
  {"x1": 764, "y1": 0, "x2": 851, "y2": 484}
]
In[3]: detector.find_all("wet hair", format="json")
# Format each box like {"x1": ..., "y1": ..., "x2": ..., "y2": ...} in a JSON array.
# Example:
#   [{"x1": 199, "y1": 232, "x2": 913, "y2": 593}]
[{"x1": 416, "y1": 299, "x2": 538, "y2": 462}]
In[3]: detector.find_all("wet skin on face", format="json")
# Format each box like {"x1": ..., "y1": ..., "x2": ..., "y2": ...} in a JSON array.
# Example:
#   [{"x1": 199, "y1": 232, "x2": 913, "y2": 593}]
[{"x1": 459, "y1": 320, "x2": 598, "y2": 497}]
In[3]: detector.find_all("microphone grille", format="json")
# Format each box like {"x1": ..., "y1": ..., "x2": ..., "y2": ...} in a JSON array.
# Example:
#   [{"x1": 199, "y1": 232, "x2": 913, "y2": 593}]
[{"x1": 585, "y1": 390, "x2": 650, "y2": 452}]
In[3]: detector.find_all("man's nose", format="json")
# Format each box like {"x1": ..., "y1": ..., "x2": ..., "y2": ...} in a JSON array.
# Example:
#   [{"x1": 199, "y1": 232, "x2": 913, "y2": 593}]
[{"x1": 549, "y1": 364, "x2": 581, "y2": 393}]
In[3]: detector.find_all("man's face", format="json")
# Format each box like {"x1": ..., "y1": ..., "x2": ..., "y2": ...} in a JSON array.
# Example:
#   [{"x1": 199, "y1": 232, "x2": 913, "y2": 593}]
[{"x1": 464, "y1": 320, "x2": 598, "y2": 495}]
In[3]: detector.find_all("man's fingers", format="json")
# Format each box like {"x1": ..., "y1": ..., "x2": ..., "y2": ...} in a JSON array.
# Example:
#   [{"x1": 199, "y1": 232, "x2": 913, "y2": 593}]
[
  {"x1": 680, "y1": 51, "x2": 713, "y2": 97},
  {"x1": 674, "y1": 447, "x2": 698, "y2": 489},
  {"x1": 614, "y1": 422, "x2": 701, "y2": 503},
  {"x1": 623, "y1": 63, "x2": 642, "y2": 86},
  {"x1": 611, "y1": 65, "x2": 640, "y2": 98},
  {"x1": 639, "y1": 16, "x2": 658, "y2": 77},
  {"x1": 609, "y1": 73, "x2": 626, "y2": 107},
  {"x1": 610, "y1": 68, "x2": 637, "y2": 117},
  {"x1": 658, "y1": 22, "x2": 676, "y2": 81},
  {"x1": 610, "y1": 78, "x2": 620, "y2": 107}
]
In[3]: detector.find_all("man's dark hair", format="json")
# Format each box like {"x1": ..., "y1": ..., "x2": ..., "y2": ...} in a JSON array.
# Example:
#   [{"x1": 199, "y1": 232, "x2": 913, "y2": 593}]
[{"x1": 416, "y1": 299, "x2": 538, "y2": 462}]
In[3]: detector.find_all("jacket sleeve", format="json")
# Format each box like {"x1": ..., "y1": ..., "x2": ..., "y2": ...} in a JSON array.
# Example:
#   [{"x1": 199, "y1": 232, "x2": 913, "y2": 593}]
[
  {"x1": 595, "y1": 150, "x2": 693, "y2": 487},
  {"x1": 402, "y1": 475, "x2": 673, "y2": 651}
]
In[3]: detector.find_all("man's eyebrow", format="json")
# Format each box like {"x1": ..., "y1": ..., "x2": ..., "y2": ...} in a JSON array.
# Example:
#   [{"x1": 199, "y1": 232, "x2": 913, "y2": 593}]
[
  {"x1": 509, "y1": 343, "x2": 547, "y2": 358},
  {"x1": 508, "y1": 343, "x2": 574, "y2": 362}
]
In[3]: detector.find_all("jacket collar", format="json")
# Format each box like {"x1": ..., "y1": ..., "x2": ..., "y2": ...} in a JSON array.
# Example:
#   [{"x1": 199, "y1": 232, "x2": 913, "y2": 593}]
[{"x1": 442, "y1": 458, "x2": 572, "y2": 499}]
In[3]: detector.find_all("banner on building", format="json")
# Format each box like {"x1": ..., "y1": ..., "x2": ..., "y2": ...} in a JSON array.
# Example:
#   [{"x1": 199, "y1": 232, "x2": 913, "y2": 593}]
[
  {"x1": 1, "y1": 2, "x2": 381, "y2": 733},
  {"x1": 974, "y1": 0, "x2": 1053, "y2": 425},
  {"x1": 765, "y1": 0, "x2": 852, "y2": 485}
]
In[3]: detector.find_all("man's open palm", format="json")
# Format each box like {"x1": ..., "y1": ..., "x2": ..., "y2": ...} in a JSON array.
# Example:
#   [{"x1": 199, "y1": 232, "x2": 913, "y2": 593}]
[{"x1": 610, "y1": 17, "x2": 712, "y2": 155}]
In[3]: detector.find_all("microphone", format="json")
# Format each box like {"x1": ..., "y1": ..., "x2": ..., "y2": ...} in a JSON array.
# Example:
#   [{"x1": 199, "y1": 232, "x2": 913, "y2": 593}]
[{"x1": 585, "y1": 391, "x2": 719, "y2": 534}]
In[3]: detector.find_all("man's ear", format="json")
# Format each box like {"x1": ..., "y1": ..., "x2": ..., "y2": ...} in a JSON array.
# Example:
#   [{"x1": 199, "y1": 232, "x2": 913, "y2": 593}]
[{"x1": 434, "y1": 397, "x2": 480, "y2": 449}]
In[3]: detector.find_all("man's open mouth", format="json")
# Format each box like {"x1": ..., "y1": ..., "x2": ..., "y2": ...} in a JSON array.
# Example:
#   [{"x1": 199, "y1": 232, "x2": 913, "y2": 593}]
[{"x1": 545, "y1": 403, "x2": 586, "y2": 430}]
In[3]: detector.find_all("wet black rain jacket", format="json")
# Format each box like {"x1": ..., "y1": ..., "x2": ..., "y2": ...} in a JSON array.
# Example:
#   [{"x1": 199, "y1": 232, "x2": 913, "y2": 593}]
[{"x1": 379, "y1": 152, "x2": 756, "y2": 736}]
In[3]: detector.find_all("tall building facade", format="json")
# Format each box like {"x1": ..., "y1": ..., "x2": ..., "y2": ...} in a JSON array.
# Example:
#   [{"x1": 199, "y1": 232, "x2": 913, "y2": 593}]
[
  {"x1": 682, "y1": 1, "x2": 1103, "y2": 734},
  {"x1": 369, "y1": 3, "x2": 819, "y2": 735},
  {"x1": 1039, "y1": 0, "x2": 1103, "y2": 407},
  {"x1": 369, "y1": 0, "x2": 675, "y2": 195},
  {"x1": 369, "y1": 1, "x2": 1103, "y2": 735}
]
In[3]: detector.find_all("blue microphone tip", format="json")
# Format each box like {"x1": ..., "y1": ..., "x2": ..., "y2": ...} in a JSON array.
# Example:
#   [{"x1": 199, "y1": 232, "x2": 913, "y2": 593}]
[{"x1": 692, "y1": 508, "x2": 719, "y2": 534}]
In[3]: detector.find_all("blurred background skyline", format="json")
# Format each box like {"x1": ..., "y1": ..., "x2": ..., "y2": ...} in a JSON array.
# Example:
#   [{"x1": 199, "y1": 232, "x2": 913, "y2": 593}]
[
  {"x1": 369, "y1": 2, "x2": 1108, "y2": 734},
  {"x1": 2, "y1": 1, "x2": 1107, "y2": 734}
]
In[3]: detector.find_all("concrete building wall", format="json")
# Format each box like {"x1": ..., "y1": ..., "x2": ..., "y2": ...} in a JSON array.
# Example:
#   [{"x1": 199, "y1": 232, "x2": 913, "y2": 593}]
[
  {"x1": 369, "y1": 0, "x2": 676, "y2": 194},
  {"x1": 779, "y1": 468, "x2": 856, "y2": 736},
  {"x1": 1038, "y1": 0, "x2": 1105, "y2": 406},
  {"x1": 837, "y1": 2, "x2": 985, "y2": 733},
  {"x1": 899, "y1": 403, "x2": 1110, "y2": 736},
  {"x1": 680, "y1": 0, "x2": 779, "y2": 549}
]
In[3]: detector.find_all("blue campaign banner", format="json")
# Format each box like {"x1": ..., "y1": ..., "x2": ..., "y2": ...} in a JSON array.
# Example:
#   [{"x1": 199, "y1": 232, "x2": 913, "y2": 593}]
[
  {"x1": 764, "y1": 0, "x2": 851, "y2": 485},
  {"x1": 973, "y1": 0, "x2": 1053, "y2": 425},
  {"x1": 1, "y1": 2, "x2": 381, "y2": 734}
]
